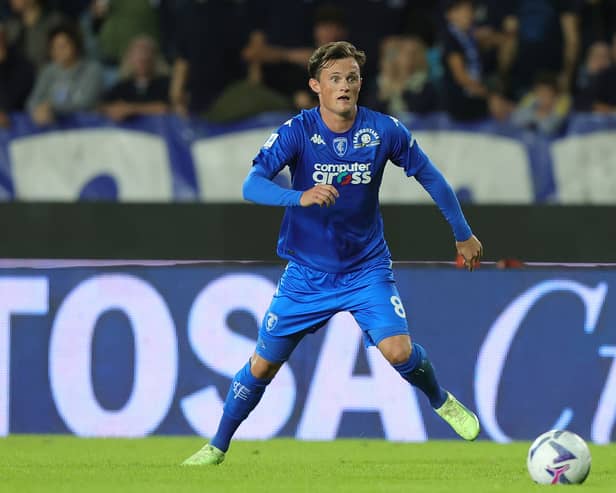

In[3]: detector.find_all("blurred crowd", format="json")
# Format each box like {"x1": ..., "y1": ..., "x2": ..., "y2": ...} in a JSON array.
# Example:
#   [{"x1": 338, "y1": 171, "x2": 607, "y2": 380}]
[{"x1": 0, "y1": 0, "x2": 615, "y2": 134}]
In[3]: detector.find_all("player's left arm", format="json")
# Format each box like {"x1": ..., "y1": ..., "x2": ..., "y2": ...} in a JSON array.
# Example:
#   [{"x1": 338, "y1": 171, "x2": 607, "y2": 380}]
[
  {"x1": 242, "y1": 121, "x2": 338, "y2": 208},
  {"x1": 388, "y1": 120, "x2": 483, "y2": 270}
]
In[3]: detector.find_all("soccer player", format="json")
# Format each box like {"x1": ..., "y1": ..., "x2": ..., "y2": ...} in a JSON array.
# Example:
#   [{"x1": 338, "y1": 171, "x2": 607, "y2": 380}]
[{"x1": 182, "y1": 41, "x2": 483, "y2": 466}]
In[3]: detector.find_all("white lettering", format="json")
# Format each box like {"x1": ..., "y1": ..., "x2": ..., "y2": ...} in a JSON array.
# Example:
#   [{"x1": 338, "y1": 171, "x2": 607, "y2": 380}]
[
  {"x1": 49, "y1": 274, "x2": 177, "y2": 437},
  {"x1": 475, "y1": 280, "x2": 608, "y2": 443},
  {"x1": 0, "y1": 278, "x2": 48, "y2": 436},
  {"x1": 297, "y1": 312, "x2": 426, "y2": 441},
  {"x1": 592, "y1": 345, "x2": 616, "y2": 444},
  {"x1": 181, "y1": 274, "x2": 296, "y2": 438}
]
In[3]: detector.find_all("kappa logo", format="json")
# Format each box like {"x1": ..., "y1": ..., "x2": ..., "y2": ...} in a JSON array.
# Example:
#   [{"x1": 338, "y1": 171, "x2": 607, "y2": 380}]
[
  {"x1": 310, "y1": 134, "x2": 325, "y2": 145},
  {"x1": 333, "y1": 137, "x2": 348, "y2": 157},
  {"x1": 353, "y1": 128, "x2": 381, "y2": 148},
  {"x1": 389, "y1": 116, "x2": 400, "y2": 127}
]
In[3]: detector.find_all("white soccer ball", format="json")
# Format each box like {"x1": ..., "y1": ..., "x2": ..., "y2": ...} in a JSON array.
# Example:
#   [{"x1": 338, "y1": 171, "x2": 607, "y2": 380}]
[{"x1": 527, "y1": 430, "x2": 591, "y2": 484}]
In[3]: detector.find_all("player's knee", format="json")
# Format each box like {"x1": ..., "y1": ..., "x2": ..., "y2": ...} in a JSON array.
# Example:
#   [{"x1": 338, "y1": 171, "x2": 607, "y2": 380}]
[
  {"x1": 384, "y1": 346, "x2": 412, "y2": 365},
  {"x1": 378, "y1": 334, "x2": 412, "y2": 364},
  {"x1": 250, "y1": 353, "x2": 282, "y2": 380}
]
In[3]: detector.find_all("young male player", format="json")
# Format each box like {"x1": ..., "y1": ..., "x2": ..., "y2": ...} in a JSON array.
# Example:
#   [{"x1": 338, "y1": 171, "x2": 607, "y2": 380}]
[{"x1": 183, "y1": 41, "x2": 483, "y2": 466}]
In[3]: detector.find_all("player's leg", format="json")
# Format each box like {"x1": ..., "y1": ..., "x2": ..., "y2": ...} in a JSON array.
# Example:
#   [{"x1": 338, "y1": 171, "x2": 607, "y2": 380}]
[
  {"x1": 346, "y1": 260, "x2": 479, "y2": 440},
  {"x1": 181, "y1": 332, "x2": 301, "y2": 466},
  {"x1": 182, "y1": 261, "x2": 335, "y2": 465},
  {"x1": 377, "y1": 334, "x2": 447, "y2": 408},
  {"x1": 377, "y1": 334, "x2": 479, "y2": 440}
]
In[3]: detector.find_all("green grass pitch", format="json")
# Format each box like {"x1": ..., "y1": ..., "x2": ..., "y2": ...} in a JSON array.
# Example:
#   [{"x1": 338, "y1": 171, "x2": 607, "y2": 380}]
[{"x1": 1, "y1": 436, "x2": 615, "y2": 492}]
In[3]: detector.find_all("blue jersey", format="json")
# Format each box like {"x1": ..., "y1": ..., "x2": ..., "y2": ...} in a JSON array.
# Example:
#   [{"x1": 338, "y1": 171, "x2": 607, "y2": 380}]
[{"x1": 245, "y1": 106, "x2": 471, "y2": 273}]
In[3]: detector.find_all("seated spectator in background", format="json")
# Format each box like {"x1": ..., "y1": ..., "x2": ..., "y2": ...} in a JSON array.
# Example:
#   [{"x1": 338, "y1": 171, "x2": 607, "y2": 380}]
[
  {"x1": 100, "y1": 35, "x2": 169, "y2": 122},
  {"x1": 441, "y1": 0, "x2": 489, "y2": 121},
  {"x1": 471, "y1": 0, "x2": 517, "y2": 92},
  {"x1": 574, "y1": 40, "x2": 612, "y2": 111},
  {"x1": 26, "y1": 21, "x2": 103, "y2": 125},
  {"x1": 577, "y1": 0, "x2": 616, "y2": 63},
  {"x1": 169, "y1": 0, "x2": 253, "y2": 116},
  {"x1": 591, "y1": 62, "x2": 616, "y2": 113},
  {"x1": 0, "y1": 22, "x2": 35, "y2": 127},
  {"x1": 242, "y1": 4, "x2": 349, "y2": 110},
  {"x1": 506, "y1": 0, "x2": 580, "y2": 99},
  {"x1": 88, "y1": 0, "x2": 159, "y2": 67},
  {"x1": 4, "y1": 0, "x2": 65, "y2": 70},
  {"x1": 202, "y1": 2, "x2": 349, "y2": 123},
  {"x1": 511, "y1": 72, "x2": 571, "y2": 135},
  {"x1": 362, "y1": 35, "x2": 438, "y2": 115}
]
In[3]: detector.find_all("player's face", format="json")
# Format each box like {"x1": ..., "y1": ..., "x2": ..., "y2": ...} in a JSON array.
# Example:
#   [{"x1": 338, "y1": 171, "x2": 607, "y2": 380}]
[{"x1": 310, "y1": 57, "x2": 362, "y2": 118}]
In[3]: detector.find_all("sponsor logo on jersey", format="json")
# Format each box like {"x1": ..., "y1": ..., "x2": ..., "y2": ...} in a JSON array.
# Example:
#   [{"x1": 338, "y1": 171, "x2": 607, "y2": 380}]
[
  {"x1": 263, "y1": 133, "x2": 279, "y2": 149},
  {"x1": 312, "y1": 162, "x2": 372, "y2": 186},
  {"x1": 310, "y1": 134, "x2": 325, "y2": 145},
  {"x1": 353, "y1": 128, "x2": 381, "y2": 148},
  {"x1": 333, "y1": 137, "x2": 348, "y2": 157}
]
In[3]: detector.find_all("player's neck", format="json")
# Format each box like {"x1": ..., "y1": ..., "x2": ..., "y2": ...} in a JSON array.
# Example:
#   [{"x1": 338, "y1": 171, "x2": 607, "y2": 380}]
[{"x1": 319, "y1": 105, "x2": 357, "y2": 134}]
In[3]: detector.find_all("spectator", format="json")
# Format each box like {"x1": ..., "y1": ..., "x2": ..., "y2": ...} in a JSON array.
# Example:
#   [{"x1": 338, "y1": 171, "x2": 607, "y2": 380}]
[
  {"x1": 169, "y1": 0, "x2": 253, "y2": 115},
  {"x1": 362, "y1": 35, "x2": 438, "y2": 115},
  {"x1": 100, "y1": 35, "x2": 169, "y2": 122},
  {"x1": 574, "y1": 40, "x2": 612, "y2": 111},
  {"x1": 441, "y1": 0, "x2": 489, "y2": 121},
  {"x1": 88, "y1": 0, "x2": 159, "y2": 66},
  {"x1": 4, "y1": 0, "x2": 65, "y2": 70},
  {"x1": 47, "y1": 0, "x2": 90, "y2": 19},
  {"x1": 577, "y1": 0, "x2": 616, "y2": 58},
  {"x1": 506, "y1": 0, "x2": 581, "y2": 98},
  {"x1": 591, "y1": 60, "x2": 616, "y2": 113},
  {"x1": 26, "y1": 21, "x2": 103, "y2": 125},
  {"x1": 327, "y1": 0, "x2": 412, "y2": 81},
  {"x1": 471, "y1": 0, "x2": 517, "y2": 90},
  {"x1": 0, "y1": 22, "x2": 34, "y2": 126},
  {"x1": 241, "y1": 4, "x2": 349, "y2": 110},
  {"x1": 511, "y1": 72, "x2": 571, "y2": 135}
]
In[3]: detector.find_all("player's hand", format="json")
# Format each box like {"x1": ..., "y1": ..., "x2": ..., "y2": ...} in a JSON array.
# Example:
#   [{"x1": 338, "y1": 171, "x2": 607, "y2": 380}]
[
  {"x1": 300, "y1": 184, "x2": 339, "y2": 207},
  {"x1": 456, "y1": 235, "x2": 483, "y2": 272}
]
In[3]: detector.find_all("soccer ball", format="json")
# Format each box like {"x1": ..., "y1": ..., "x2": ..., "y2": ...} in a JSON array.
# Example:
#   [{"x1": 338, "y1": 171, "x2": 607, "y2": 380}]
[{"x1": 527, "y1": 430, "x2": 591, "y2": 484}]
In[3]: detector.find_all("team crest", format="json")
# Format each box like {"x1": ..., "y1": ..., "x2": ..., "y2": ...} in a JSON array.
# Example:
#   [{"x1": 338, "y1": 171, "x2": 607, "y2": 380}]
[
  {"x1": 333, "y1": 137, "x2": 348, "y2": 157},
  {"x1": 265, "y1": 312, "x2": 278, "y2": 332},
  {"x1": 353, "y1": 128, "x2": 381, "y2": 148}
]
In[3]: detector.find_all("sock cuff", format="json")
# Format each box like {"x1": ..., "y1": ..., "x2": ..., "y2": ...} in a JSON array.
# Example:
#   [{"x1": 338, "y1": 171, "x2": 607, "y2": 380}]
[
  {"x1": 392, "y1": 343, "x2": 426, "y2": 374},
  {"x1": 240, "y1": 361, "x2": 272, "y2": 387}
]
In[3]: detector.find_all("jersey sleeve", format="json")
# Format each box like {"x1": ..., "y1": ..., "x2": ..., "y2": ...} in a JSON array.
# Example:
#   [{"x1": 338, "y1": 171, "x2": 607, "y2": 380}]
[
  {"x1": 242, "y1": 118, "x2": 304, "y2": 207},
  {"x1": 252, "y1": 118, "x2": 302, "y2": 178},
  {"x1": 388, "y1": 118, "x2": 472, "y2": 241},
  {"x1": 387, "y1": 118, "x2": 430, "y2": 177}
]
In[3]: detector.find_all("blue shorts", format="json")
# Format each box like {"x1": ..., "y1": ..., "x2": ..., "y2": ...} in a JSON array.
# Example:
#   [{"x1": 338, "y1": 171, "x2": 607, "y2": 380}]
[{"x1": 256, "y1": 257, "x2": 410, "y2": 363}]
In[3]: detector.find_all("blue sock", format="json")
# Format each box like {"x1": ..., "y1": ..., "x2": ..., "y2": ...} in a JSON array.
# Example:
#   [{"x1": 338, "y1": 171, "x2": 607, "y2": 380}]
[
  {"x1": 393, "y1": 343, "x2": 447, "y2": 408},
  {"x1": 210, "y1": 361, "x2": 272, "y2": 452}
]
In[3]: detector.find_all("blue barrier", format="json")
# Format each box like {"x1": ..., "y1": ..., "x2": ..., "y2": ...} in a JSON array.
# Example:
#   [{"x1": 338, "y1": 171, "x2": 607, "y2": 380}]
[
  {"x1": 0, "y1": 112, "x2": 615, "y2": 203},
  {"x1": 1, "y1": 262, "x2": 614, "y2": 442}
]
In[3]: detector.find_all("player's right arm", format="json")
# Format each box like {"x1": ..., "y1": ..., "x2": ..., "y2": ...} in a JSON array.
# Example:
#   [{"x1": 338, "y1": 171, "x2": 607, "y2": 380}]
[{"x1": 242, "y1": 120, "x2": 339, "y2": 207}]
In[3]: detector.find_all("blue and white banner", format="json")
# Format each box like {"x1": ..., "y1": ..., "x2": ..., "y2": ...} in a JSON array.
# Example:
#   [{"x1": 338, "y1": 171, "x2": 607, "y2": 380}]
[
  {"x1": 1, "y1": 262, "x2": 615, "y2": 442},
  {"x1": 0, "y1": 112, "x2": 615, "y2": 203}
]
